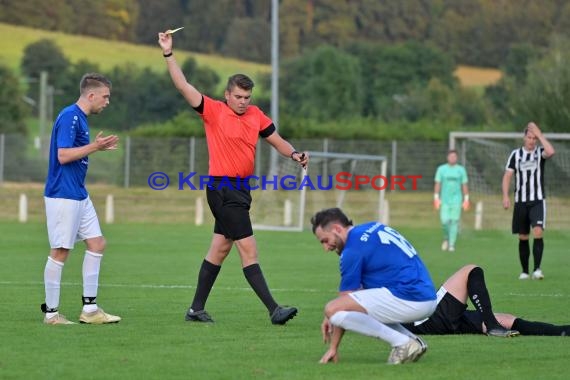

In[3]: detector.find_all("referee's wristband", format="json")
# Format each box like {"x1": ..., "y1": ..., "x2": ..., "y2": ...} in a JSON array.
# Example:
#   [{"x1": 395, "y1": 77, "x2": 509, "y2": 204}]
[
  {"x1": 290, "y1": 150, "x2": 300, "y2": 160},
  {"x1": 163, "y1": 51, "x2": 173, "y2": 58}
]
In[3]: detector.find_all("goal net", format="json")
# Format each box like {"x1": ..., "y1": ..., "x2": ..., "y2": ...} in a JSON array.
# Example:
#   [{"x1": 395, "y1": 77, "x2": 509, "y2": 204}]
[
  {"x1": 251, "y1": 151, "x2": 388, "y2": 231},
  {"x1": 450, "y1": 132, "x2": 570, "y2": 230}
]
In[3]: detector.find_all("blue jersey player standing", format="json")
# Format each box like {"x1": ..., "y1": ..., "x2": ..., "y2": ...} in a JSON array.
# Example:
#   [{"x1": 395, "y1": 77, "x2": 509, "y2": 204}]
[
  {"x1": 310, "y1": 208, "x2": 436, "y2": 365},
  {"x1": 42, "y1": 73, "x2": 121, "y2": 325}
]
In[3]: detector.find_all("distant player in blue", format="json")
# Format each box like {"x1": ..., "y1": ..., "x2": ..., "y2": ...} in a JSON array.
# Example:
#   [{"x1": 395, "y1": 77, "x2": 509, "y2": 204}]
[
  {"x1": 42, "y1": 73, "x2": 121, "y2": 325},
  {"x1": 310, "y1": 208, "x2": 436, "y2": 365}
]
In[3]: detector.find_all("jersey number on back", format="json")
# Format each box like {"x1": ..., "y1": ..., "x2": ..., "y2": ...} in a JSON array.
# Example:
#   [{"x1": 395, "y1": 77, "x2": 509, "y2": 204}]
[{"x1": 377, "y1": 226, "x2": 418, "y2": 258}]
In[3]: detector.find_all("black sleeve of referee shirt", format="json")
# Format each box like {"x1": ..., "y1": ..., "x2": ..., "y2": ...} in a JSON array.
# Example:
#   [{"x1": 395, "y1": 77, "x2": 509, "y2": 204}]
[
  {"x1": 192, "y1": 95, "x2": 205, "y2": 114},
  {"x1": 259, "y1": 123, "x2": 276, "y2": 138}
]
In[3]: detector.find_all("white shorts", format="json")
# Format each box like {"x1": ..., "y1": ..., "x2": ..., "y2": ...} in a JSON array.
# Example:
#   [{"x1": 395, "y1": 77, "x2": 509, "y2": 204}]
[
  {"x1": 45, "y1": 196, "x2": 102, "y2": 249},
  {"x1": 349, "y1": 288, "x2": 437, "y2": 324}
]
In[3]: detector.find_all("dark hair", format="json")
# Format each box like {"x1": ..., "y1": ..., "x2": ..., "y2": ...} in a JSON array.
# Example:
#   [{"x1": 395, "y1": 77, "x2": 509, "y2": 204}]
[
  {"x1": 226, "y1": 73, "x2": 254, "y2": 92},
  {"x1": 80, "y1": 73, "x2": 112, "y2": 95},
  {"x1": 310, "y1": 208, "x2": 353, "y2": 234},
  {"x1": 447, "y1": 149, "x2": 457, "y2": 155}
]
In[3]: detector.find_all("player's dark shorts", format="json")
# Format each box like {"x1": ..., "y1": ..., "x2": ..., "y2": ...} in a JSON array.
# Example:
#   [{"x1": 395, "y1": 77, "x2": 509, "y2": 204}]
[
  {"x1": 206, "y1": 177, "x2": 253, "y2": 240},
  {"x1": 403, "y1": 291, "x2": 483, "y2": 335},
  {"x1": 512, "y1": 200, "x2": 546, "y2": 234}
]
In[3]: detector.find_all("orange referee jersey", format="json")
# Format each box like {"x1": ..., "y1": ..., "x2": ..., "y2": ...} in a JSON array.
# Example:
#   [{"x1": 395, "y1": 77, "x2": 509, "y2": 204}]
[{"x1": 199, "y1": 95, "x2": 274, "y2": 177}]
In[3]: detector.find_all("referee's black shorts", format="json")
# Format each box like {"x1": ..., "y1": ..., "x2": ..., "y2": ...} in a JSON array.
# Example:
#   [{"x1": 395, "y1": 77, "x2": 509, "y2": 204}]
[
  {"x1": 206, "y1": 177, "x2": 253, "y2": 241},
  {"x1": 512, "y1": 200, "x2": 546, "y2": 234},
  {"x1": 405, "y1": 290, "x2": 482, "y2": 335}
]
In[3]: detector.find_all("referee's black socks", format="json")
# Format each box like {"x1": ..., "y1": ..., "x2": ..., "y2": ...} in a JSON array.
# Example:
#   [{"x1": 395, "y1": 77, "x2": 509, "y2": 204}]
[
  {"x1": 243, "y1": 263, "x2": 279, "y2": 313},
  {"x1": 190, "y1": 259, "x2": 221, "y2": 311}
]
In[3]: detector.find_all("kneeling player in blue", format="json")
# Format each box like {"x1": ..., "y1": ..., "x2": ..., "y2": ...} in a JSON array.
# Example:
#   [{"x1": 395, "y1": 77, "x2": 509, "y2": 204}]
[{"x1": 310, "y1": 208, "x2": 437, "y2": 365}]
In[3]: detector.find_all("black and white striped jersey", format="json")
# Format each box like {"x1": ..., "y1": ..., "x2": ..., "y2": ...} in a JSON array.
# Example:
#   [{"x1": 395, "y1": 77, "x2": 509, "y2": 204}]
[{"x1": 505, "y1": 146, "x2": 547, "y2": 203}]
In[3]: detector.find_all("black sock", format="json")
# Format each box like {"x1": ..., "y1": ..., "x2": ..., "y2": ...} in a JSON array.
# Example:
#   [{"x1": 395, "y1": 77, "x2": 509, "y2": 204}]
[
  {"x1": 512, "y1": 318, "x2": 570, "y2": 336},
  {"x1": 243, "y1": 263, "x2": 278, "y2": 313},
  {"x1": 532, "y1": 238, "x2": 544, "y2": 271},
  {"x1": 467, "y1": 267, "x2": 502, "y2": 330},
  {"x1": 519, "y1": 240, "x2": 530, "y2": 273},
  {"x1": 82, "y1": 296, "x2": 97, "y2": 305},
  {"x1": 40, "y1": 303, "x2": 57, "y2": 313},
  {"x1": 190, "y1": 260, "x2": 221, "y2": 311}
]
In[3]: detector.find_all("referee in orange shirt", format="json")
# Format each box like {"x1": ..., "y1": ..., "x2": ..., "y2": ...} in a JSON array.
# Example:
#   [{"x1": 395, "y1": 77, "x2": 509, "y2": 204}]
[{"x1": 159, "y1": 30, "x2": 308, "y2": 324}]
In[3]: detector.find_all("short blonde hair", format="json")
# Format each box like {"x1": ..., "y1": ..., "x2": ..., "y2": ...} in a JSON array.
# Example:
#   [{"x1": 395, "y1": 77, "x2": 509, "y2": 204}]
[{"x1": 80, "y1": 73, "x2": 112, "y2": 95}]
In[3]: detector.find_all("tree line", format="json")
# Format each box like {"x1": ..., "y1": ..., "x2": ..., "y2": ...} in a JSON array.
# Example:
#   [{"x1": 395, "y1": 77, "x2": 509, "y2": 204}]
[
  {"x1": 2, "y1": 34, "x2": 570, "y2": 140},
  {"x1": 1, "y1": 0, "x2": 570, "y2": 67}
]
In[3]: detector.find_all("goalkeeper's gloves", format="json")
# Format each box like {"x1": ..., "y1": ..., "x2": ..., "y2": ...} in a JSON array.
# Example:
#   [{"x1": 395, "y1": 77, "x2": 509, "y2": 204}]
[
  {"x1": 433, "y1": 194, "x2": 441, "y2": 210},
  {"x1": 462, "y1": 194, "x2": 470, "y2": 211}
]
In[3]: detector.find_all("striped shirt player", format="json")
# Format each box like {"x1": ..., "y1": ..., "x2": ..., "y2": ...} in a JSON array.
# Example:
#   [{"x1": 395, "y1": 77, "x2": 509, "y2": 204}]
[
  {"x1": 159, "y1": 30, "x2": 309, "y2": 325},
  {"x1": 311, "y1": 208, "x2": 436, "y2": 365},
  {"x1": 502, "y1": 122, "x2": 556, "y2": 280}
]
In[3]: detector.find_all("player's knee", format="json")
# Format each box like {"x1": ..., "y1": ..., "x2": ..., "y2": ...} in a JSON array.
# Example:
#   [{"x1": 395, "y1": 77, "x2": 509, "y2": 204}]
[
  {"x1": 462, "y1": 264, "x2": 479, "y2": 273},
  {"x1": 324, "y1": 301, "x2": 342, "y2": 318},
  {"x1": 468, "y1": 265, "x2": 484, "y2": 280},
  {"x1": 50, "y1": 248, "x2": 70, "y2": 262},
  {"x1": 86, "y1": 236, "x2": 106, "y2": 253},
  {"x1": 329, "y1": 311, "x2": 349, "y2": 327}
]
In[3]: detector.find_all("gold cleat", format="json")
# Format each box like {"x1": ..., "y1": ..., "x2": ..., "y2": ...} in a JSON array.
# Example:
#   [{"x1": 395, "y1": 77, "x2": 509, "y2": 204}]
[
  {"x1": 44, "y1": 313, "x2": 75, "y2": 325},
  {"x1": 79, "y1": 308, "x2": 121, "y2": 324}
]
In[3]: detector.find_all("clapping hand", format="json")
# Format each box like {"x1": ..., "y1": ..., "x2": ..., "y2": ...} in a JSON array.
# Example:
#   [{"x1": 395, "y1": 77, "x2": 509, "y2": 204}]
[{"x1": 94, "y1": 131, "x2": 119, "y2": 151}]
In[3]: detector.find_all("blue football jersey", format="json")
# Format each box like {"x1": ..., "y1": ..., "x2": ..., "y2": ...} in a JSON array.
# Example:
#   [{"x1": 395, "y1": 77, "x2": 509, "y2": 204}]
[
  {"x1": 44, "y1": 104, "x2": 90, "y2": 200},
  {"x1": 339, "y1": 222, "x2": 436, "y2": 302}
]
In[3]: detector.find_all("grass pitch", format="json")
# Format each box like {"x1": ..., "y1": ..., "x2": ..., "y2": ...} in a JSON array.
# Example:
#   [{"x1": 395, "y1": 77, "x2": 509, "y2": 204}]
[{"x1": 0, "y1": 222, "x2": 568, "y2": 380}]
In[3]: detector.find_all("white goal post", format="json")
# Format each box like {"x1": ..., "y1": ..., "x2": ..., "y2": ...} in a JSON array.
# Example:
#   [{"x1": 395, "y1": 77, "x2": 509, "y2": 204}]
[
  {"x1": 449, "y1": 131, "x2": 570, "y2": 150},
  {"x1": 449, "y1": 131, "x2": 570, "y2": 230},
  {"x1": 251, "y1": 151, "x2": 388, "y2": 232}
]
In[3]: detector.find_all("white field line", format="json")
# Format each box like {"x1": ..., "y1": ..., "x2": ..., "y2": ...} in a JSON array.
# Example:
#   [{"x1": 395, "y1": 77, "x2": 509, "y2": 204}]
[
  {"x1": 0, "y1": 281, "x2": 568, "y2": 297},
  {"x1": 0, "y1": 281, "x2": 325, "y2": 293},
  {"x1": 505, "y1": 292, "x2": 569, "y2": 298}
]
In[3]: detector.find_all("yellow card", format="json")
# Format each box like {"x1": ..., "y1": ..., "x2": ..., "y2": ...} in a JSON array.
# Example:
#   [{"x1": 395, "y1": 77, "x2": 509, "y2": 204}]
[{"x1": 166, "y1": 27, "x2": 184, "y2": 34}]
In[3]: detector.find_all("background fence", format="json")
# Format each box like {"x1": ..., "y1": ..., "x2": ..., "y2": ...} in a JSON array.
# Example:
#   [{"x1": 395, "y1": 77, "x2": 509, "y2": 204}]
[{"x1": 1, "y1": 134, "x2": 569, "y2": 230}]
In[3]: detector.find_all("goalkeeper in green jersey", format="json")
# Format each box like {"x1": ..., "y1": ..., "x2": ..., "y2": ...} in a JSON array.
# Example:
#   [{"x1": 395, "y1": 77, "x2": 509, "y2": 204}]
[{"x1": 434, "y1": 149, "x2": 470, "y2": 252}]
